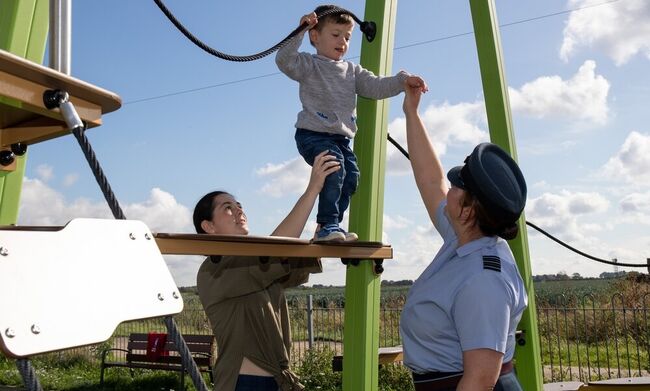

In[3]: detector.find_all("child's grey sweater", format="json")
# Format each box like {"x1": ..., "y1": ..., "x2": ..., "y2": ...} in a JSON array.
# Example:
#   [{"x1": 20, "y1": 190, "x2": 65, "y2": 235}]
[{"x1": 276, "y1": 32, "x2": 409, "y2": 138}]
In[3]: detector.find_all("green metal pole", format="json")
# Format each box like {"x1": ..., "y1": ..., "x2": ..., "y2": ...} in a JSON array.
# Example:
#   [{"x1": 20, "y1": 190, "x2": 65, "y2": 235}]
[
  {"x1": 343, "y1": 0, "x2": 398, "y2": 390},
  {"x1": 0, "y1": 0, "x2": 49, "y2": 224},
  {"x1": 468, "y1": 1, "x2": 543, "y2": 390}
]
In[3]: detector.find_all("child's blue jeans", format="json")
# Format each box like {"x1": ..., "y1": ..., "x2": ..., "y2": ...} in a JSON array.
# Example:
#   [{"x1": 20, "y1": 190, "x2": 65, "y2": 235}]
[{"x1": 295, "y1": 128, "x2": 360, "y2": 226}]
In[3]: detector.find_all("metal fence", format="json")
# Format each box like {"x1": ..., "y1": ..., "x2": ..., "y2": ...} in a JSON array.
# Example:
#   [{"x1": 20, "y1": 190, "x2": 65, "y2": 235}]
[
  {"x1": 538, "y1": 293, "x2": 650, "y2": 383},
  {"x1": 27, "y1": 293, "x2": 650, "y2": 383}
]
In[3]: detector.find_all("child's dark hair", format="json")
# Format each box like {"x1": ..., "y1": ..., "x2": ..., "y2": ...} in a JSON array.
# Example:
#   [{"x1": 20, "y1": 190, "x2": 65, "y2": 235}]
[
  {"x1": 193, "y1": 190, "x2": 231, "y2": 233},
  {"x1": 309, "y1": 5, "x2": 355, "y2": 45}
]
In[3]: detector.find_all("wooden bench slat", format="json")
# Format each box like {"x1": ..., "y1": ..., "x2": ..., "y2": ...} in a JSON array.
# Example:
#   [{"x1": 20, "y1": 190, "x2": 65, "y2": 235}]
[
  {"x1": 100, "y1": 333, "x2": 215, "y2": 387},
  {"x1": 128, "y1": 342, "x2": 213, "y2": 354}
]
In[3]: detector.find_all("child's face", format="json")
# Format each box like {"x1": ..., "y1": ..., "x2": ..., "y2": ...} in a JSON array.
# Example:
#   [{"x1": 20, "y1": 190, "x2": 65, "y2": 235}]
[{"x1": 310, "y1": 21, "x2": 354, "y2": 61}]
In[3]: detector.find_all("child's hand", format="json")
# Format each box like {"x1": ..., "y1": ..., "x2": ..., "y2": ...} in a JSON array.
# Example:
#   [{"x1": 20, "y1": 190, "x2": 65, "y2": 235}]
[
  {"x1": 300, "y1": 12, "x2": 318, "y2": 29},
  {"x1": 405, "y1": 75, "x2": 428, "y2": 93},
  {"x1": 403, "y1": 83, "x2": 423, "y2": 114}
]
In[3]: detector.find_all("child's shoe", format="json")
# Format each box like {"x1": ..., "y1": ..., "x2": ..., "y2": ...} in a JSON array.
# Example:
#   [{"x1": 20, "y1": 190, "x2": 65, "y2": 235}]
[
  {"x1": 337, "y1": 228, "x2": 358, "y2": 241},
  {"x1": 313, "y1": 224, "x2": 346, "y2": 243}
]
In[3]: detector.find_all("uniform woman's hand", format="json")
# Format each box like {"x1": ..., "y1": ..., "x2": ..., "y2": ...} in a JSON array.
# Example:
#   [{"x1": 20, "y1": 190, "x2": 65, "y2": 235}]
[
  {"x1": 307, "y1": 151, "x2": 340, "y2": 195},
  {"x1": 403, "y1": 83, "x2": 423, "y2": 115}
]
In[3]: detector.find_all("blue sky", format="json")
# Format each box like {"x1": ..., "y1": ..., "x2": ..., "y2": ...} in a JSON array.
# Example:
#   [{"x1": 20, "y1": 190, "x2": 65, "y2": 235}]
[{"x1": 18, "y1": 0, "x2": 650, "y2": 287}]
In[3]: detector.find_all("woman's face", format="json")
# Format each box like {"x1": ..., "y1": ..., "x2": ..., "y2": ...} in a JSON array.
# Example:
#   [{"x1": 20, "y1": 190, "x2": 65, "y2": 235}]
[
  {"x1": 445, "y1": 185, "x2": 472, "y2": 227},
  {"x1": 201, "y1": 193, "x2": 249, "y2": 235}
]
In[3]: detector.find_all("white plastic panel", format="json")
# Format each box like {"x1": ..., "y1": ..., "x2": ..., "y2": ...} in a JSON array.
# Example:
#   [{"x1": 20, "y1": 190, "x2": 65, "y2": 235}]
[{"x1": 0, "y1": 218, "x2": 183, "y2": 357}]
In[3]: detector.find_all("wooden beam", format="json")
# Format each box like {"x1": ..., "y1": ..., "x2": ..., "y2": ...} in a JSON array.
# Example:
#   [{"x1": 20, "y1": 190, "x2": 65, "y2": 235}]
[
  {"x1": 0, "y1": 49, "x2": 121, "y2": 147},
  {"x1": 154, "y1": 233, "x2": 393, "y2": 259}
]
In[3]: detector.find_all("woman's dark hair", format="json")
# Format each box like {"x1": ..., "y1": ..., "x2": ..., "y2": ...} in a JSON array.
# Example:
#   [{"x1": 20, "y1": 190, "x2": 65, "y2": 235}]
[
  {"x1": 193, "y1": 191, "x2": 231, "y2": 233},
  {"x1": 462, "y1": 192, "x2": 520, "y2": 240}
]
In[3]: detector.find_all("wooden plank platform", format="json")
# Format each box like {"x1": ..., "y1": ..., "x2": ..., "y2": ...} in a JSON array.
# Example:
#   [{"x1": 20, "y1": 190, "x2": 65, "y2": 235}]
[
  {"x1": 581, "y1": 377, "x2": 650, "y2": 390},
  {"x1": 154, "y1": 232, "x2": 392, "y2": 259},
  {"x1": 0, "y1": 49, "x2": 121, "y2": 148}
]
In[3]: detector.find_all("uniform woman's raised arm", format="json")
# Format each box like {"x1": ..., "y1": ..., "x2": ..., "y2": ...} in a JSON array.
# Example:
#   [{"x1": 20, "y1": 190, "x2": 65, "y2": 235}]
[{"x1": 402, "y1": 85, "x2": 448, "y2": 225}]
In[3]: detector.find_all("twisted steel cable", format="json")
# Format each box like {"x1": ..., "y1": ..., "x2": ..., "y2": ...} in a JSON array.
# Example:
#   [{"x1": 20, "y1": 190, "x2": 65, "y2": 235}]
[
  {"x1": 153, "y1": 0, "x2": 376, "y2": 62},
  {"x1": 40, "y1": 90, "x2": 211, "y2": 391},
  {"x1": 71, "y1": 133, "x2": 210, "y2": 391},
  {"x1": 165, "y1": 317, "x2": 209, "y2": 391},
  {"x1": 16, "y1": 359, "x2": 43, "y2": 391},
  {"x1": 71, "y1": 126, "x2": 126, "y2": 220}
]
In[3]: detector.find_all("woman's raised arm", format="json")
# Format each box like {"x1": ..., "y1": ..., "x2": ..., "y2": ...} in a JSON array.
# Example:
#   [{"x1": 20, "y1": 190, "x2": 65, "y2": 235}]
[
  {"x1": 403, "y1": 85, "x2": 448, "y2": 225},
  {"x1": 271, "y1": 151, "x2": 340, "y2": 237}
]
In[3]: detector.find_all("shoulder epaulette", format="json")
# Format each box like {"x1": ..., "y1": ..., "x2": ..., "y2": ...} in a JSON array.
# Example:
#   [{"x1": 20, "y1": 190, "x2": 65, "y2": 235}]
[{"x1": 483, "y1": 255, "x2": 501, "y2": 272}]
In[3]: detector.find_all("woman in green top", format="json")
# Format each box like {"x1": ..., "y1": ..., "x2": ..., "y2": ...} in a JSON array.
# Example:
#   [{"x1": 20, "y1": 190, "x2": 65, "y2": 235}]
[{"x1": 193, "y1": 151, "x2": 339, "y2": 391}]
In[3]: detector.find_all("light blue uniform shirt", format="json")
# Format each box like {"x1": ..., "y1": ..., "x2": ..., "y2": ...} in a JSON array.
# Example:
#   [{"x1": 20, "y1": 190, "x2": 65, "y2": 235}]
[{"x1": 400, "y1": 200, "x2": 527, "y2": 373}]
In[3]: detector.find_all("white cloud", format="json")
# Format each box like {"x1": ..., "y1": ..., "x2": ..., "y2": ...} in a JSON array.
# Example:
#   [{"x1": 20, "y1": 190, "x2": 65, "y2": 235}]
[
  {"x1": 509, "y1": 60, "x2": 610, "y2": 125},
  {"x1": 19, "y1": 178, "x2": 111, "y2": 225},
  {"x1": 386, "y1": 101, "x2": 488, "y2": 174},
  {"x1": 619, "y1": 191, "x2": 650, "y2": 224},
  {"x1": 17, "y1": 178, "x2": 197, "y2": 285},
  {"x1": 560, "y1": 0, "x2": 650, "y2": 65},
  {"x1": 63, "y1": 173, "x2": 79, "y2": 187},
  {"x1": 255, "y1": 156, "x2": 311, "y2": 197},
  {"x1": 383, "y1": 214, "x2": 411, "y2": 231},
  {"x1": 35, "y1": 164, "x2": 54, "y2": 182},
  {"x1": 385, "y1": 225, "x2": 442, "y2": 281},
  {"x1": 601, "y1": 131, "x2": 650, "y2": 183},
  {"x1": 526, "y1": 190, "x2": 609, "y2": 242},
  {"x1": 124, "y1": 188, "x2": 193, "y2": 233}
]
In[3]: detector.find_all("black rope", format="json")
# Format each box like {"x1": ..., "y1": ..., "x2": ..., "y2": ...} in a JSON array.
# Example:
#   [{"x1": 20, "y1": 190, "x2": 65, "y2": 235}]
[
  {"x1": 71, "y1": 126, "x2": 126, "y2": 220},
  {"x1": 41, "y1": 90, "x2": 210, "y2": 391},
  {"x1": 525, "y1": 221, "x2": 647, "y2": 268},
  {"x1": 387, "y1": 135, "x2": 649, "y2": 268},
  {"x1": 16, "y1": 359, "x2": 43, "y2": 391},
  {"x1": 153, "y1": 0, "x2": 376, "y2": 62},
  {"x1": 71, "y1": 131, "x2": 209, "y2": 391},
  {"x1": 387, "y1": 133, "x2": 409, "y2": 159}
]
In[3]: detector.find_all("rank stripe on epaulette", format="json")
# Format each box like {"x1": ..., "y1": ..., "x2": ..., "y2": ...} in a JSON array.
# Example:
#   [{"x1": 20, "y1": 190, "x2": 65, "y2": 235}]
[{"x1": 483, "y1": 255, "x2": 501, "y2": 272}]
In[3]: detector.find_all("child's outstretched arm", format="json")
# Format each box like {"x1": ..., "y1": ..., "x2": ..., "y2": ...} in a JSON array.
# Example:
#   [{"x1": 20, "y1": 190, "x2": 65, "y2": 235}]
[
  {"x1": 355, "y1": 68, "x2": 428, "y2": 100},
  {"x1": 275, "y1": 12, "x2": 318, "y2": 81}
]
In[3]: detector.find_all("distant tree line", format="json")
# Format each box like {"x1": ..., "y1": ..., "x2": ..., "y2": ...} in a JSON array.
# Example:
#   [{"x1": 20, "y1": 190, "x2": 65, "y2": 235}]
[{"x1": 532, "y1": 271, "x2": 628, "y2": 282}]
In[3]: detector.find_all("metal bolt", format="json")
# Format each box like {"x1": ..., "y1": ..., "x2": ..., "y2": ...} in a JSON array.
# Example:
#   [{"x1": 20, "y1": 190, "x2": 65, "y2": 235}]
[
  {"x1": 4, "y1": 328, "x2": 15, "y2": 338},
  {"x1": 129, "y1": 233, "x2": 136, "y2": 240},
  {"x1": 0, "y1": 247, "x2": 8, "y2": 256},
  {"x1": 172, "y1": 292, "x2": 179, "y2": 299},
  {"x1": 31, "y1": 325, "x2": 40, "y2": 335},
  {"x1": 157, "y1": 293, "x2": 164, "y2": 301},
  {"x1": 144, "y1": 233, "x2": 151, "y2": 240}
]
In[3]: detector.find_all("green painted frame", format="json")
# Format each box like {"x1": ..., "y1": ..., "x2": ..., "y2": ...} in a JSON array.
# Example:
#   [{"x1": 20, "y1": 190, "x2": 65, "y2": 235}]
[
  {"x1": 469, "y1": 1, "x2": 542, "y2": 390},
  {"x1": 0, "y1": 0, "x2": 48, "y2": 224},
  {"x1": 343, "y1": 0, "x2": 398, "y2": 390}
]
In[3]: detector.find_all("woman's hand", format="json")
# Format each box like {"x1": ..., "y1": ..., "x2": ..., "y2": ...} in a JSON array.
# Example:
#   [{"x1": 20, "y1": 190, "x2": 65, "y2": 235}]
[
  {"x1": 306, "y1": 151, "x2": 340, "y2": 195},
  {"x1": 271, "y1": 151, "x2": 339, "y2": 238},
  {"x1": 403, "y1": 81, "x2": 424, "y2": 116}
]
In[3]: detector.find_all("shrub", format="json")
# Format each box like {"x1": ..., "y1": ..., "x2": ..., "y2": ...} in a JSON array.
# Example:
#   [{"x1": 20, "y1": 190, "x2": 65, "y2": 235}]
[{"x1": 296, "y1": 347, "x2": 341, "y2": 390}]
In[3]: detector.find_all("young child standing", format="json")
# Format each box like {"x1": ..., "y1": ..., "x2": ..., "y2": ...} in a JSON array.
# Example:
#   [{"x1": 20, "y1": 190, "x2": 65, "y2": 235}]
[{"x1": 276, "y1": 5, "x2": 427, "y2": 242}]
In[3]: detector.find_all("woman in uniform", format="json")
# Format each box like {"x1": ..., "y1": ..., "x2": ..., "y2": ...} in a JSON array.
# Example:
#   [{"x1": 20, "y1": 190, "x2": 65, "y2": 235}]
[{"x1": 399, "y1": 84, "x2": 528, "y2": 391}]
